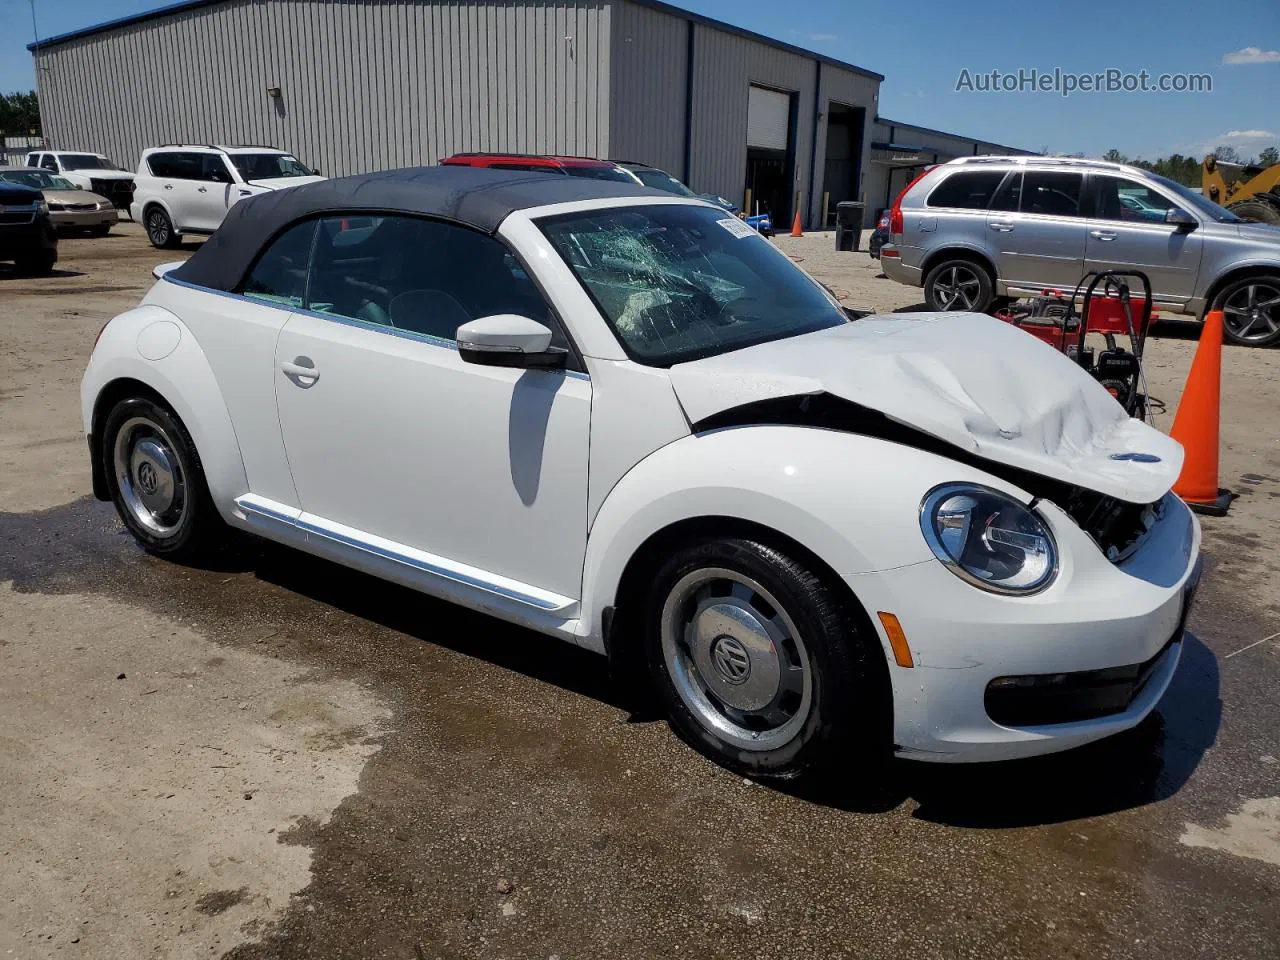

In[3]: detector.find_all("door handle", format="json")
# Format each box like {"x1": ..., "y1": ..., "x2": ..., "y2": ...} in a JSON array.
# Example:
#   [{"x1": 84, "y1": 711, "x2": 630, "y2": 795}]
[
  {"x1": 163, "y1": 184, "x2": 173, "y2": 190},
  {"x1": 989, "y1": 221, "x2": 1015, "y2": 232},
  {"x1": 197, "y1": 186, "x2": 208, "y2": 193},
  {"x1": 1090, "y1": 230, "x2": 1117, "y2": 241},
  {"x1": 281, "y1": 357, "x2": 320, "y2": 386}
]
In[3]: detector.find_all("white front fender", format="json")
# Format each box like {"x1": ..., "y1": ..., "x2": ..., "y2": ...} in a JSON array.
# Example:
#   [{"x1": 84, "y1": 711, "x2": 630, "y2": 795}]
[{"x1": 576, "y1": 425, "x2": 1031, "y2": 652}]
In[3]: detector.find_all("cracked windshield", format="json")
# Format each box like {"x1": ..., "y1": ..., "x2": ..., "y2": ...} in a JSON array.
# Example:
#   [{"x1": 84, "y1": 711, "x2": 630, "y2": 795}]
[{"x1": 539, "y1": 204, "x2": 847, "y2": 365}]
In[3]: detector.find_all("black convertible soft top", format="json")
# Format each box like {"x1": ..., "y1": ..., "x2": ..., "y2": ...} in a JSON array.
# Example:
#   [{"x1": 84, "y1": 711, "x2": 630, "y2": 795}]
[{"x1": 172, "y1": 165, "x2": 663, "y2": 291}]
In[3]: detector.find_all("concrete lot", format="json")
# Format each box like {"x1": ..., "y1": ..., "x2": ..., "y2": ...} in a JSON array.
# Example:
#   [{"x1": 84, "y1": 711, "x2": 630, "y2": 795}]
[{"x1": 1, "y1": 222, "x2": 1278, "y2": 960}]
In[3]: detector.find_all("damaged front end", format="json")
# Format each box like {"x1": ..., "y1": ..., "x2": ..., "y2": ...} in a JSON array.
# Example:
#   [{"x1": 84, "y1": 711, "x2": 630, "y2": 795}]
[{"x1": 694, "y1": 392, "x2": 1162, "y2": 564}]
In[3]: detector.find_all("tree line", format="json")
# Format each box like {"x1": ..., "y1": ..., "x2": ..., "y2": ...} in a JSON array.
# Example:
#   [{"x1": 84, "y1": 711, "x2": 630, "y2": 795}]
[
  {"x1": 1, "y1": 90, "x2": 41, "y2": 137},
  {"x1": 1092, "y1": 145, "x2": 1280, "y2": 187}
]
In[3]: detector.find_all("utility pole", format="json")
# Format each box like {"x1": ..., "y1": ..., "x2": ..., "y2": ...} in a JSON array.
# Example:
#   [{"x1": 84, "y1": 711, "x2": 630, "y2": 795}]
[{"x1": 29, "y1": 0, "x2": 47, "y2": 147}]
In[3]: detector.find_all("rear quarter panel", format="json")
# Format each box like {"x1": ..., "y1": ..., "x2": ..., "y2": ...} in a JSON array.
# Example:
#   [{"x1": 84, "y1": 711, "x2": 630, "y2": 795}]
[{"x1": 82, "y1": 304, "x2": 248, "y2": 517}]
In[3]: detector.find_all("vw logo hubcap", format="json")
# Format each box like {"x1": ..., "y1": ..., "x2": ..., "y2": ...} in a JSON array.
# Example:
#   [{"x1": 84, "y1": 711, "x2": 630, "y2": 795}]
[{"x1": 710, "y1": 634, "x2": 751, "y2": 685}]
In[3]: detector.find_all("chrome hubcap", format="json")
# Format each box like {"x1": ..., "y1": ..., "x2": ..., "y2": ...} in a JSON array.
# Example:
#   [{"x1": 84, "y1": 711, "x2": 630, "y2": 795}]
[
  {"x1": 113, "y1": 416, "x2": 187, "y2": 537},
  {"x1": 661, "y1": 568, "x2": 813, "y2": 751},
  {"x1": 1222, "y1": 283, "x2": 1280, "y2": 342},
  {"x1": 934, "y1": 265, "x2": 982, "y2": 310}
]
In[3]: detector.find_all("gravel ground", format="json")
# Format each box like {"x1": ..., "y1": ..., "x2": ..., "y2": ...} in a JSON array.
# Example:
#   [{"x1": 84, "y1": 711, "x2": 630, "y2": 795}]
[{"x1": 1, "y1": 222, "x2": 1277, "y2": 960}]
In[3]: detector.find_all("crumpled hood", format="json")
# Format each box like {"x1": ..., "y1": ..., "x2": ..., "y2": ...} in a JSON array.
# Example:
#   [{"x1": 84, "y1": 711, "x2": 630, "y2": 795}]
[
  {"x1": 245, "y1": 175, "x2": 327, "y2": 190},
  {"x1": 668, "y1": 312, "x2": 1182, "y2": 504}
]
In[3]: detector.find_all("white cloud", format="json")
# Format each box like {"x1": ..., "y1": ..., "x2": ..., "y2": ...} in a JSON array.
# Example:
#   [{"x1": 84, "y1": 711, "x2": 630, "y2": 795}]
[
  {"x1": 1219, "y1": 129, "x2": 1280, "y2": 140},
  {"x1": 789, "y1": 29, "x2": 839, "y2": 43},
  {"x1": 1223, "y1": 46, "x2": 1280, "y2": 65}
]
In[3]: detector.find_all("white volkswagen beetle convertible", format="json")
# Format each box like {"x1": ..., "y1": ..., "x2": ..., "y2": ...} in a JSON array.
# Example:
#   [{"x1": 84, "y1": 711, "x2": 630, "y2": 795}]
[{"x1": 82, "y1": 167, "x2": 1202, "y2": 779}]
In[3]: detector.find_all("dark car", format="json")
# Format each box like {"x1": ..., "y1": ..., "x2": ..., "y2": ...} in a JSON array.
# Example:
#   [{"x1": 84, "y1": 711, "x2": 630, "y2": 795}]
[
  {"x1": 617, "y1": 161, "x2": 774, "y2": 235},
  {"x1": 868, "y1": 209, "x2": 890, "y2": 259},
  {"x1": 0, "y1": 180, "x2": 58, "y2": 275}
]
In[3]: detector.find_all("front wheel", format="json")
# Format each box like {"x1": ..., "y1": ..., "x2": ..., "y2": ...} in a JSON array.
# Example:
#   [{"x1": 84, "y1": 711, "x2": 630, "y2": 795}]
[
  {"x1": 923, "y1": 258, "x2": 994, "y2": 312},
  {"x1": 102, "y1": 397, "x2": 224, "y2": 560},
  {"x1": 644, "y1": 538, "x2": 888, "y2": 779},
  {"x1": 1213, "y1": 275, "x2": 1280, "y2": 347},
  {"x1": 145, "y1": 206, "x2": 181, "y2": 249},
  {"x1": 1227, "y1": 199, "x2": 1280, "y2": 226},
  {"x1": 16, "y1": 252, "x2": 56, "y2": 276},
  {"x1": 88, "y1": 224, "x2": 111, "y2": 238}
]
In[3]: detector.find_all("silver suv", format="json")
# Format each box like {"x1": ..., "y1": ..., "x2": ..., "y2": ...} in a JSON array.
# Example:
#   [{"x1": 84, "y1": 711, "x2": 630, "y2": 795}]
[{"x1": 881, "y1": 156, "x2": 1280, "y2": 346}]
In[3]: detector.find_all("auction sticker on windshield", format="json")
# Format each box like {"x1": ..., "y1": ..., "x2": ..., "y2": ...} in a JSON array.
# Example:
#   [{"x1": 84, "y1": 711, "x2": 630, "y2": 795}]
[{"x1": 717, "y1": 217, "x2": 757, "y2": 239}]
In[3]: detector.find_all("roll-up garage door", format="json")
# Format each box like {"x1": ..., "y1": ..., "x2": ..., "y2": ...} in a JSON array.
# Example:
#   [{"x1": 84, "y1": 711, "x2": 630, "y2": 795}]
[{"x1": 746, "y1": 86, "x2": 791, "y2": 150}]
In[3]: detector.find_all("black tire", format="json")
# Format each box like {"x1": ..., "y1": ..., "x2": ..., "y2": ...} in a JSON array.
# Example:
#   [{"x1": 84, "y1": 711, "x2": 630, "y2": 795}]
[
  {"x1": 1211, "y1": 273, "x2": 1280, "y2": 347},
  {"x1": 88, "y1": 224, "x2": 111, "y2": 238},
  {"x1": 144, "y1": 205, "x2": 181, "y2": 249},
  {"x1": 101, "y1": 396, "x2": 224, "y2": 561},
  {"x1": 643, "y1": 537, "x2": 889, "y2": 780},
  {"x1": 1227, "y1": 198, "x2": 1280, "y2": 226},
  {"x1": 16, "y1": 252, "x2": 56, "y2": 276},
  {"x1": 923, "y1": 257, "x2": 995, "y2": 312}
]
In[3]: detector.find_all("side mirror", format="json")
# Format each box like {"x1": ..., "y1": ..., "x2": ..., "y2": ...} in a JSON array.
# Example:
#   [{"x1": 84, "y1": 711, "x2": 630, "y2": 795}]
[
  {"x1": 456, "y1": 314, "x2": 567, "y2": 369},
  {"x1": 1166, "y1": 207, "x2": 1197, "y2": 231},
  {"x1": 75, "y1": 183, "x2": 84, "y2": 190}
]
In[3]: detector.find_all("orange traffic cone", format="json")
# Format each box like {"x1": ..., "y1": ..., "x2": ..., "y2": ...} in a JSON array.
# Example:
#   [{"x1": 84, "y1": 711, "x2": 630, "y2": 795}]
[
  {"x1": 1169, "y1": 309, "x2": 1232, "y2": 516},
  {"x1": 790, "y1": 210, "x2": 803, "y2": 237}
]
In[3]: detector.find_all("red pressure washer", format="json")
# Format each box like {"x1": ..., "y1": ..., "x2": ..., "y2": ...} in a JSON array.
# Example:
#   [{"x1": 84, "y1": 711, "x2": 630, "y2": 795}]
[{"x1": 993, "y1": 270, "x2": 1155, "y2": 420}]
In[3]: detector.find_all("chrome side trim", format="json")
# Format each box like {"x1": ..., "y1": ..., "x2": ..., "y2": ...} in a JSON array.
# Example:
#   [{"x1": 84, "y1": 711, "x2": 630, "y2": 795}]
[
  {"x1": 162, "y1": 272, "x2": 590, "y2": 379},
  {"x1": 235, "y1": 495, "x2": 571, "y2": 612}
]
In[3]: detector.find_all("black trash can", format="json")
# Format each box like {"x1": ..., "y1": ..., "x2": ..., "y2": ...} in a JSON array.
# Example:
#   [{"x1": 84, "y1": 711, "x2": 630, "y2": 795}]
[{"x1": 835, "y1": 201, "x2": 865, "y2": 252}]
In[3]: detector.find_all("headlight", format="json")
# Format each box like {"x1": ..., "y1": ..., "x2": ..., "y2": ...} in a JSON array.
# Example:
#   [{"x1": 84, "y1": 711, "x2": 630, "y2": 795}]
[
  {"x1": 35, "y1": 200, "x2": 49, "y2": 214},
  {"x1": 920, "y1": 483, "x2": 1057, "y2": 594}
]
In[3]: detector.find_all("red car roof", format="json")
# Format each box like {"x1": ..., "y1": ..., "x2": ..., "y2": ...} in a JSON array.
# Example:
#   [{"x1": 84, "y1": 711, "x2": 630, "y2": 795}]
[{"x1": 442, "y1": 153, "x2": 618, "y2": 170}]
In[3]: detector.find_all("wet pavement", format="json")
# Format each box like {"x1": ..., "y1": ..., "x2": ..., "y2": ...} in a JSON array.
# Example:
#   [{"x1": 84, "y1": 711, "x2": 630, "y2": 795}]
[
  {"x1": 2, "y1": 493, "x2": 1277, "y2": 959},
  {"x1": 2, "y1": 226, "x2": 1278, "y2": 959}
]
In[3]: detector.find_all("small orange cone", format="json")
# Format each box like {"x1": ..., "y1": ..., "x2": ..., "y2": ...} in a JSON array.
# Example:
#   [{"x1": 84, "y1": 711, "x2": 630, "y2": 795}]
[
  {"x1": 790, "y1": 210, "x2": 803, "y2": 237},
  {"x1": 1169, "y1": 309, "x2": 1232, "y2": 515}
]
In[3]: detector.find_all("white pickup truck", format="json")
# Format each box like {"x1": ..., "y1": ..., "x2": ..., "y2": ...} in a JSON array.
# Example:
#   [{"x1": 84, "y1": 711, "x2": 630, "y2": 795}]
[{"x1": 25, "y1": 150, "x2": 135, "y2": 212}]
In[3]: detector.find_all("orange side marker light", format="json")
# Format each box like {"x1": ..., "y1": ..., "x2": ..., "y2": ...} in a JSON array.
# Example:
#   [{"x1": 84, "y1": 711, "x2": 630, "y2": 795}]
[{"x1": 877, "y1": 612, "x2": 914, "y2": 668}]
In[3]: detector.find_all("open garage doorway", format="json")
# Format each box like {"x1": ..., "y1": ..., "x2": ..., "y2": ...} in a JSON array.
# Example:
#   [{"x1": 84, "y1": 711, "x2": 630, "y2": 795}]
[
  {"x1": 745, "y1": 85, "x2": 796, "y2": 226},
  {"x1": 822, "y1": 102, "x2": 865, "y2": 227}
]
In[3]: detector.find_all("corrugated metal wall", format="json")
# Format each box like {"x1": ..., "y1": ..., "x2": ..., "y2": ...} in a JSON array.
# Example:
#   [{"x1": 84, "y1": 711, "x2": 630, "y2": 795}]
[
  {"x1": 685, "y1": 24, "x2": 816, "y2": 213},
  {"x1": 608, "y1": 1, "x2": 686, "y2": 175},
  {"x1": 35, "y1": 0, "x2": 611, "y2": 179},
  {"x1": 813, "y1": 65, "x2": 878, "y2": 226}
]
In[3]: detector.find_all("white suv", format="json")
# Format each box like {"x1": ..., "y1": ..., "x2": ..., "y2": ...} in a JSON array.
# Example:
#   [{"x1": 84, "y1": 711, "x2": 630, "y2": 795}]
[
  {"x1": 25, "y1": 150, "x2": 135, "y2": 211},
  {"x1": 131, "y1": 145, "x2": 324, "y2": 248}
]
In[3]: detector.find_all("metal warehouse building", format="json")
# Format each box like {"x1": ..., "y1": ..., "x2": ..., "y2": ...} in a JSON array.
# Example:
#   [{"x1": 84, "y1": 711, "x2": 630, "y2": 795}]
[
  {"x1": 30, "y1": 0, "x2": 1029, "y2": 228},
  {"x1": 31, "y1": 0, "x2": 885, "y2": 229},
  {"x1": 864, "y1": 117, "x2": 1036, "y2": 222}
]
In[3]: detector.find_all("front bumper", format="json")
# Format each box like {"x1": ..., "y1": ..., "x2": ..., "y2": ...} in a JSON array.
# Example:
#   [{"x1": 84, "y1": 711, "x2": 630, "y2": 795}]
[
  {"x1": 851, "y1": 492, "x2": 1201, "y2": 762},
  {"x1": 51, "y1": 207, "x2": 117, "y2": 229}
]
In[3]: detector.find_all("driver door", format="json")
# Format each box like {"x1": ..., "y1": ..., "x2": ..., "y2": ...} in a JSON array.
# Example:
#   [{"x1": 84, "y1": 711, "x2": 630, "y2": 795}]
[{"x1": 273, "y1": 215, "x2": 591, "y2": 609}]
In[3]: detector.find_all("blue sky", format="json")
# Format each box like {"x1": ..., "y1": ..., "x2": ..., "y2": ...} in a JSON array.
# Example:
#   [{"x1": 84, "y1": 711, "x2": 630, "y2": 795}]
[{"x1": 3, "y1": 0, "x2": 1277, "y2": 160}]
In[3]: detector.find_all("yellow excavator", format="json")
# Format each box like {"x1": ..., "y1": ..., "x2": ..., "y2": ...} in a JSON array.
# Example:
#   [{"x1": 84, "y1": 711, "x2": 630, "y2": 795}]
[{"x1": 1202, "y1": 156, "x2": 1280, "y2": 224}]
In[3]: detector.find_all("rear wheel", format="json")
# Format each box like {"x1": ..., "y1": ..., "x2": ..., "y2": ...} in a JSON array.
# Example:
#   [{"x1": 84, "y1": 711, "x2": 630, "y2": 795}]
[
  {"x1": 145, "y1": 206, "x2": 180, "y2": 249},
  {"x1": 102, "y1": 397, "x2": 224, "y2": 560},
  {"x1": 1213, "y1": 275, "x2": 1280, "y2": 347},
  {"x1": 924, "y1": 258, "x2": 995, "y2": 312},
  {"x1": 644, "y1": 537, "x2": 888, "y2": 779}
]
